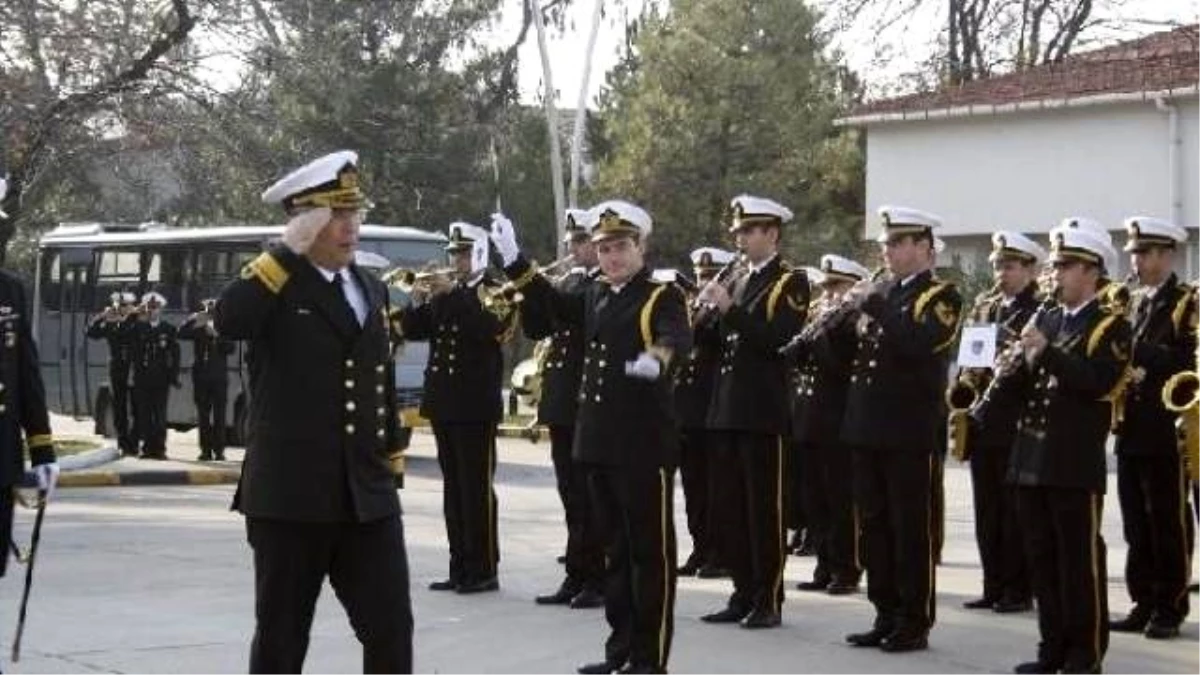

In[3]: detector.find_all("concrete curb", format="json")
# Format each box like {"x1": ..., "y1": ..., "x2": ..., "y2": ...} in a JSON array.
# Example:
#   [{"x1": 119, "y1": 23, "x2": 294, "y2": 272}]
[
  {"x1": 415, "y1": 424, "x2": 547, "y2": 442},
  {"x1": 56, "y1": 466, "x2": 241, "y2": 488},
  {"x1": 59, "y1": 443, "x2": 120, "y2": 472}
]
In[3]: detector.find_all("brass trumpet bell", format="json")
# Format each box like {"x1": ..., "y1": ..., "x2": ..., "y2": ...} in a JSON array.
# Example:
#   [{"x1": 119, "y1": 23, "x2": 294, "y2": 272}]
[
  {"x1": 381, "y1": 266, "x2": 456, "y2": 294},
  {"x1": 1162, "y1": 370, "x2": 1199, "y2": 481}
]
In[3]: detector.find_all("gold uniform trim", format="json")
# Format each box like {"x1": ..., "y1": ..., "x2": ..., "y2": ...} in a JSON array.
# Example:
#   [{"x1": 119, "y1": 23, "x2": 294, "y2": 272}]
[
  {"x1": 1171, "y1": 285, "x2": 1197, "y2": 334},
  {"x1": 1088, "y1": 494, "x2": 1102, "y2": 667},
  {"x1": 241, "y1": 252, "x2": 290, "y2": 294},
  {"x1": 657, "y1": 467, "x2": 670, "y2": 668},
  {"x1": 639, "y1": 285, "x2": 668, "y2": 350},
  {"x1": 766, "y1": 272, "x2": 794, "y2": 322},
  {"x1": 1086, "y1": 315, "x2": 1118, "y2": 357},
  {"x1": 913, "y1": 283, "x2": 960, "y2": 354},
  {"x1": 26, "y1": 434, "x2": 53, "y2": 449},
  {"x1": 510, "y1": 264, "x2": 539, "y2": 291}
]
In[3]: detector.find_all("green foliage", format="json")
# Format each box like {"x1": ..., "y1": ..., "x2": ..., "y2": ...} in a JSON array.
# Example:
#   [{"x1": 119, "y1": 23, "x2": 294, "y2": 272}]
[{"x1": 589, "y1": 0, "x2": 865, "y2": 270}]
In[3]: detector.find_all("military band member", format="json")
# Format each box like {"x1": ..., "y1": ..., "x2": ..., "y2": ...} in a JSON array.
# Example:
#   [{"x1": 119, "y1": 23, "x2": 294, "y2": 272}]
[
  {"x1": 676, "y1": 246, "x2": 735, "y2": 577},
  {"x1": 983, "y1": 223, "x2": 1128, "y2": 674},
  {"x1": 398, "y1": 221, "x2": 511, "y2": 595},
  {"x1": 842, "y1": 206, "x2": 962, "y2": 653},
  {"x1": 492, "y1": 201, "x2": 690, "y2": 675},
  {"x1": 787, "y1": 254, "x2": 870, "y2": 595},
  {"x1": 178, "y1": 299, "x2": 235, "y2": 461},
  {"x1": 215, "y1": 150, "x2": 413, "y2": 673},
  {"x1": 527, "y1": 208, "x2": 606, "y2": 608},
  {"x1": 131, "y1": 292, "x2": 179, "y2": 460},
  {"x1": 699, "y1": 195, "x2": 810, "y2": 630},
  {"x1": 86, "y1": 291, "x2": 139, "y2": 455},
  {"x1": 961, "y1": 231, "x2": 1044, "y2": 613},
  {"x1": 1110, "y1": 216, "x2": 1196, "y2": 639}
]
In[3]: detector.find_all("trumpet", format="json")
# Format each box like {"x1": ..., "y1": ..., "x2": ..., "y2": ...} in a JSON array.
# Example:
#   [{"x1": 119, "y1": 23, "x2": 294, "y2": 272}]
[
  {"x1": 1162, "y1": 370, "x2": 1199, "y2": 481},
  {"x1": 186, "y1": 298, "x2": 217, "y2": 323},
  {"x1": 482, "y1": 253, "x2": 578, "y2": 309},
  {"x1": 382, "y1": 266, "x2": 457, "y2": 295}
]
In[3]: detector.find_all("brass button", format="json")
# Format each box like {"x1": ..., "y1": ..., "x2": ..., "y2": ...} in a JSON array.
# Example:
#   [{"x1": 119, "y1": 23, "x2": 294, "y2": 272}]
[
  {"x1": 449, "y1": 367, "x2": 455, "y2": 375},
  {"x1": 594, "y1": 394, "x2": 602, "y2": 402},
  {"x1": 345, "y1": 424, "x2": 356, "y2": 434},
  {"x1": 377, "y1": 429, "x2": 385, "y2": 439},
  {"x1": 345, "y1": 359, "x2": 355, "y2": 368},
  {"x1": 431, "y1": 365, "x2": 439, "y2": 372},
  {"x1": 344, "y1": 379, "x2": 354, "y2": 389},
  {"x1": 377, "y1": 407, "x2": 385, "y2": 416},
  {"x1": 346, "y1": 401, "x2": 357, "y2": 412},
  {"x1": 375, "y1": 365, "x2": 385, "y2": 374},
  {"x1": 376, "y1": 385, "x2": 385, "y2": 394},
  {"x1": 598, "y1": 359, "x2": 607, "y2": 367}
]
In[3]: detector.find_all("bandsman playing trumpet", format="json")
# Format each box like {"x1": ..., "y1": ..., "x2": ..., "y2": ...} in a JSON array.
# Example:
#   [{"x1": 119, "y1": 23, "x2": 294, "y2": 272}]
[
  {"x1": 131, "y1": 292, "x2": 179, "y2": 460},
  {"x1": 1110, "y1": 216, "x2": 1196, "y2": 640},
  {"x1": 787, "y1": 254, "x2": 871, "y2": 595},
  {"x1": 842, "y1": 206, "x2": 962, "y2": 653},
  {"x1": 86, "y1": 291, "x2": 139, "y2": 455},
  {"x1": 179, "y1": 298, "x2": 235, "y2": 461},
  {"x1": 699, "y1": 195, "x2": 810, "y2": 630},
  {"x1": 959, "y1": 231, "x2": 1045, "y2": 614},
  {"x1": 397, "y1": 221, "x2": 514, "y2": 595},
  {"x1": 492, "y1": 202, "x2": 690, "y2": 675},
  {"x1": 981, "y1": 222, "x2": 1130, "y2": 674}
]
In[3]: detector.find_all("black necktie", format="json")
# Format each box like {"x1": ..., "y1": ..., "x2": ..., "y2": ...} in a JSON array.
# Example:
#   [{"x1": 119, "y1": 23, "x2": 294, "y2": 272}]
[
  {"x1": 329, "y1": 272, "x2": 359, "y2": 326},
  {"x1": 595, "y1": 286, "x2": 613, "y2": 316}
]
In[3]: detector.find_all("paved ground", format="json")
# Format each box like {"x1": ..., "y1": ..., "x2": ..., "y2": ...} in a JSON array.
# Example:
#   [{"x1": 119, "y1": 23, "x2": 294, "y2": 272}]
[{"x1": 0, "y1": 416, "x2": 1195, "y2": 673}]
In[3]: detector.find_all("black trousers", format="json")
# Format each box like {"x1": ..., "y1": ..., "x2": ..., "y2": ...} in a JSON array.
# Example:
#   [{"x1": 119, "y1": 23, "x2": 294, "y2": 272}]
[
  {"x1": 931, "y1": 452, "x2": 945, "y2": 564},
  {"x1": 549, "y1": 424, "x2": 604, "y2": 590},
  {"x1": 970, "y1": 441, "x2": 1029, "y2": 602},
  {"x1": 110, "y1": 366, "x2": 135, "y2": 454},
  {"x1": 678, "y1": 427, "x2": 712, "y2": 566},
  {"x1": 0, "y1": 488, "x2": 14, "y2": 578},
  {"x1": 852, "y1": 444, "x2": 935, "y2": 632},
  {"x1": 1117, "y1": 453, "x2": 1191, "y2": 625},
  {"x1": 1017, "y1": 487, "x2": 1108, "y2": 672},
  {"x1": 788, "y1": 437, "x2": 808, "y2": 536},
  {"x1": 807, "y1": 439, "x2": 859, "y2": 583},
  {"x1": 591, "y1": 465, "x2": 676, "y2": 671},
  {"x1": 432, "y1": 422, "x2": 499, "y2": 583},
  {"x1": 134, "y1": 381, "x2": 169, "y2": 456},
  {"x1": 194, "y1": 376, "x2": 228, "y2": 458},
  {"x1": 713, "y1": 431, "x2": 785, "y2": 613},
  {"x1": 246, "y1": 516, "x2": 413, "y2": 673}
]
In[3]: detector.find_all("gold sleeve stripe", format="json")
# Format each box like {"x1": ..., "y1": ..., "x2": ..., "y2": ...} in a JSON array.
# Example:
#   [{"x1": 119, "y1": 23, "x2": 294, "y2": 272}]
[
  {"x1": 913, "y1": 282, "x2": 950, "y2": 320},
  {"x1": 639, "y1": 285, "x2": 668, "y2": 349},
  {"x1": 1086, "y1": 315, "x2": 1119, "y2": 357},
  {"x1": 766, "y1": 272, "x2": 794, "y2": 322},
  {"x1": 1171, "y1": 286, "x2": 1197, "y2": 334},
  {"x1": 244, "y1": 252, "x2": 289, "y2": 294},
  {"x1": 27, "y1": 434, "x2": 53, "y2": 448}
]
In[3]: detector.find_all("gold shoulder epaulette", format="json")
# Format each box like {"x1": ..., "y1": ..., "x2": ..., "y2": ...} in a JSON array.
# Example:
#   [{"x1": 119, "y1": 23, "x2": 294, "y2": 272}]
[{"x1": 240, "y1": 252, "x2": 290, "y2": 294}]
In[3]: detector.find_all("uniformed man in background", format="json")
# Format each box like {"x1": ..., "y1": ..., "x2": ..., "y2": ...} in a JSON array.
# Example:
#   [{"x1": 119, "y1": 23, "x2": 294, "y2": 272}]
[
  {"x1": 786, "y1": 254, "x2": 870, "y2": 595},
  {"x1": 86, "y1": 291, "x2": 139, "y2": 455},
  {"x1": 179, "y1": 298, "x2": 235, "y2": 461},
  {"x1": 131, "y1": 292, "x2": 179, "y2": 460},
  {"x1": 1110, "y1": 216, "x2": 1196, "y2": 640},
  {"x1": 961, "y1": 231, "x2": 1044, "y2": 614},
  {"x1": 398, "y1": 221, "x2": 512, "y2": 595},
  {"x1": 842, "y1": 206, "x2": 962, "y2": 653},
  {"x1": 675, "y1": 246, "x2": 735, "y2": 577},
  {"x1": 699, "y1": 195, "x2": 810, "y2": 630},
  {"x1": 215, "y1": 150, "x2": 412, "y2": 673},
  {"x1": 982, "y1": 222, "x2": 1128, "y2": 674},
  {"x1": 527, "y1": 208, "x2": 606, "y2": 609},
  {"x1": 493, "y1": 201, "x2": 690, "y2": 675}
]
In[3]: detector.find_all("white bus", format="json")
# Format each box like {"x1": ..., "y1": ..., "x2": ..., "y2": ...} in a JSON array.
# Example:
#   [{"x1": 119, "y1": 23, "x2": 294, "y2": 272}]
[{"x1": 35, "y1": 222, "x2": 445, "y2": 448}]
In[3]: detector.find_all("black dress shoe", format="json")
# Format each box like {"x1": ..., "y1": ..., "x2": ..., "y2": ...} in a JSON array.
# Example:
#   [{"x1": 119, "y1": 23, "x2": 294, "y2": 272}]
[
  {"x1": 796, "y1": 578, "x2": 830, "y2": 592},
  {"x1": 456, "y1": 577, "x2": 500, "y2": 594},
  {"x1": 1190, "y1": 582, "x2": 1198, "y2": 593},
  {"x1": 616, "y1": 663, "x2": 662, "y2": 674},
  {"x1": 993, "y1": 597, "x2": 1033, "y2": 614},
  {"x1": 700, "y1": 605, "x2": 750, "y2": 624},
  {"x1": 557, "y1": 554, "x2": 567, "y2": 565},
  {"x1": 879, "y1": 629, "x2": 928, "y2": 653},
  {"x1": 213, "y1": 452, "x2": 226, "y2": 461},
  {"x1": 846, "y1": 625, "x2": 893, "y2": 647},
  {"x1": 197, "y1": 452, "x2": 212, "y2": 461},
  {"x1": 826, "y1": 579, "x2": 860, "y2": 595},
  {"x1": 740, "y1": 607, "x2": 781, "y2": 629},
  {"x1": 1060, "y1": 663, "x2": 1101, "y2": 674},
  {"x1": 428, "y1": 579, "x2": 458, "y2": 591},
  {"x1": 1013, "y1": 660, "x2": 1060, "y2": 674},
  {"x1": 963, "y1": 596, "x2": 999, "y2": 609},
  {"x1": 695, "y1": 564, "x2": 730, "y2": 579},
  {"x1": 570, "y1": 587, "x2": 605, "y2": 609},
  {"x1": 793, "y1": 540, "x2": 816, "y2": 557},
  {"x1": 577, "y1": 660, "x2": 623, "y2": 674},
  {"x1": 1144, "y1": 619, "x2": 1181, "y2": 640},
  {"x1": 536, "y1": 582, "x2": 580, "y2": 605},
  {"x1": 1109, "y1": 606, "x2": 1151, "y2": 632}
]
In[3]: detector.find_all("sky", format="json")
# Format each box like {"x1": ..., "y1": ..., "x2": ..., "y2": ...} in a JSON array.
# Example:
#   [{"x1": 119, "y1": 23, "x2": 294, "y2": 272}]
[{"x1": 491, "y1": 0, "x2": 1198, "y2": 109}]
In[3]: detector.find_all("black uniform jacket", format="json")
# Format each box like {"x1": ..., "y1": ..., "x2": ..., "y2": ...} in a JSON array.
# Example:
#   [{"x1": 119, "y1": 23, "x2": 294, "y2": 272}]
[
  {"x1": 840, "y1": 270, "x2": 963, "y2": 452},
  {"x1": 707, "y1": 256, "x2": 810, "y2": 435},
  {"x1": 215, "y1": 246, "x2": 402, "y2": 523},
  {"x1": 507, "y1": 256, "x2": 692, "y2": 469},
  {"x1": 1116, "y1": 274, "x2": 1197, "y2": 456},
  {"x1": 178, "y1": 317, "x2": 236, "y2": 382},
  {"x1": 86, "y1": 314, "x2": 137, "y2": 378},
  {"x1": 992, "y1": 298, "x2": 1132, "y2": 492},
  {"x1": 397, "y1": 274, "x2": 511, "y2": 425},
  {"x1": 520, "y1": 267, "x2": 597, "y2": 427},
  {"x1": 967, "y1": 282, "x2": 1042, "y2": 448},
  {"x1": 0, "y1": 272, "x2": 54, "y2": 486},
  {"x1": 791, "y1": 302, "x2": 859, "y2": 446},
  {"x1": 131, "y1": 319, "x2": 181, "y2": 387},
  {"x1": 674, "y1": 308, "x2": 722, "y2": 431}
]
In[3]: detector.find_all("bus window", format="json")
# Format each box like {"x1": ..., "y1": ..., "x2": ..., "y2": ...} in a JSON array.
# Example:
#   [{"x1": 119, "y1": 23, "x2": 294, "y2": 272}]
[
  {"x1": 359, "y1": 239, "x2": 445, "y2": 268},
  {"x1": 193, "y1": 246, "x2": 260, "y2": 303},
  {"x1": 40, "y1": 251, "x2": 61, "y2": 311},
  {"x1": 94, "y1": 249, "x2": 141, "y2": 310},
  {"x1": 144, "y1": 249, "x2": 187, "y2": 309}
]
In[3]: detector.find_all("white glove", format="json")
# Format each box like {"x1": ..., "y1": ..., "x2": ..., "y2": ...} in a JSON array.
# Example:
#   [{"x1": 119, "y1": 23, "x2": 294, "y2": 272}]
[
  {"x1": 489, "y1": 213, "x2": 520, "y2": 267},
  {"x1": 281, "y1": 207, "x2": 332, "y2": 255},
  {"x1": 33, "y1": 462, "x2": 60, "y2": 499},
  {"x1": 624, "y1": 352, "x2": 662, "y2": 381}
]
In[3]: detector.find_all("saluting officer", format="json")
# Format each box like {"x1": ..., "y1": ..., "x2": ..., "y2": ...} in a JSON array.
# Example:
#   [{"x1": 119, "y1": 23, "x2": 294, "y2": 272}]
[
  {"x1": 131, "y1": 292, "x2": 179, "y2": 460},
  {"x1": 526, "y1": 208, "x2": 606, "y2": 609},
  {"x1": 492, "y1": 202, "x2": 691, "y2": 675},
  {"x1": 215, "y1": 150, "x2": 413, "y2": 673},
  {"x1": 676, "y1": 246, "x2": 736, "y2": 578},
  {"x1": 178, "y1": 299, "x2": 235, "y2": 461},
  {"x1": 842, "y1": 206, "x2": 962, "y2": 653},
  {"x1": 788, "y1": 254, "x2": 871, "y2": 595},
  {"x1": 961, "y1": 231, "x2": 1045, "y2": 614},
  {"x1": 1110, "y1": 216, "x2": 1196, "y2": 639},
  {"x1": 699, "y1": 195, "x2": 810, "y2": 630},
  {"x1": 86, "y1": 291, "x2": 139, "y2": 455},
  {"x1": 983, "y1": 222, "x2": 1128, "y2": 674},
  {"x1": 397, "y1": 221, "x2": 513, "y2": 595}
]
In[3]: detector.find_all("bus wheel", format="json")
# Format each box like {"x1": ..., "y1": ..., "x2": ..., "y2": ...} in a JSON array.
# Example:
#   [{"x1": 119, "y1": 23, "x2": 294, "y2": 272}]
[
  {"x1": 229, "y1": 395, "x2": 249, "y2": 447},
  {"x1": 93, "y1": 387, "x2": 113, "y2": 437}
]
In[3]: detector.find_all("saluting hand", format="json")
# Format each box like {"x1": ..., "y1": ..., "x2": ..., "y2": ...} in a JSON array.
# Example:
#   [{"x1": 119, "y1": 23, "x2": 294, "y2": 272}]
[{"x1": 489, "y1": 213, "x2": 520, "y2": 267}]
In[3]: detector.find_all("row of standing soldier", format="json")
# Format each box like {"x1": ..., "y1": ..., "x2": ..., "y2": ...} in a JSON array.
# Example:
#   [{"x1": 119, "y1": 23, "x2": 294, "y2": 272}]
[{"x1": 85, "y1": 293, "x2": 234, "y2": 461}]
